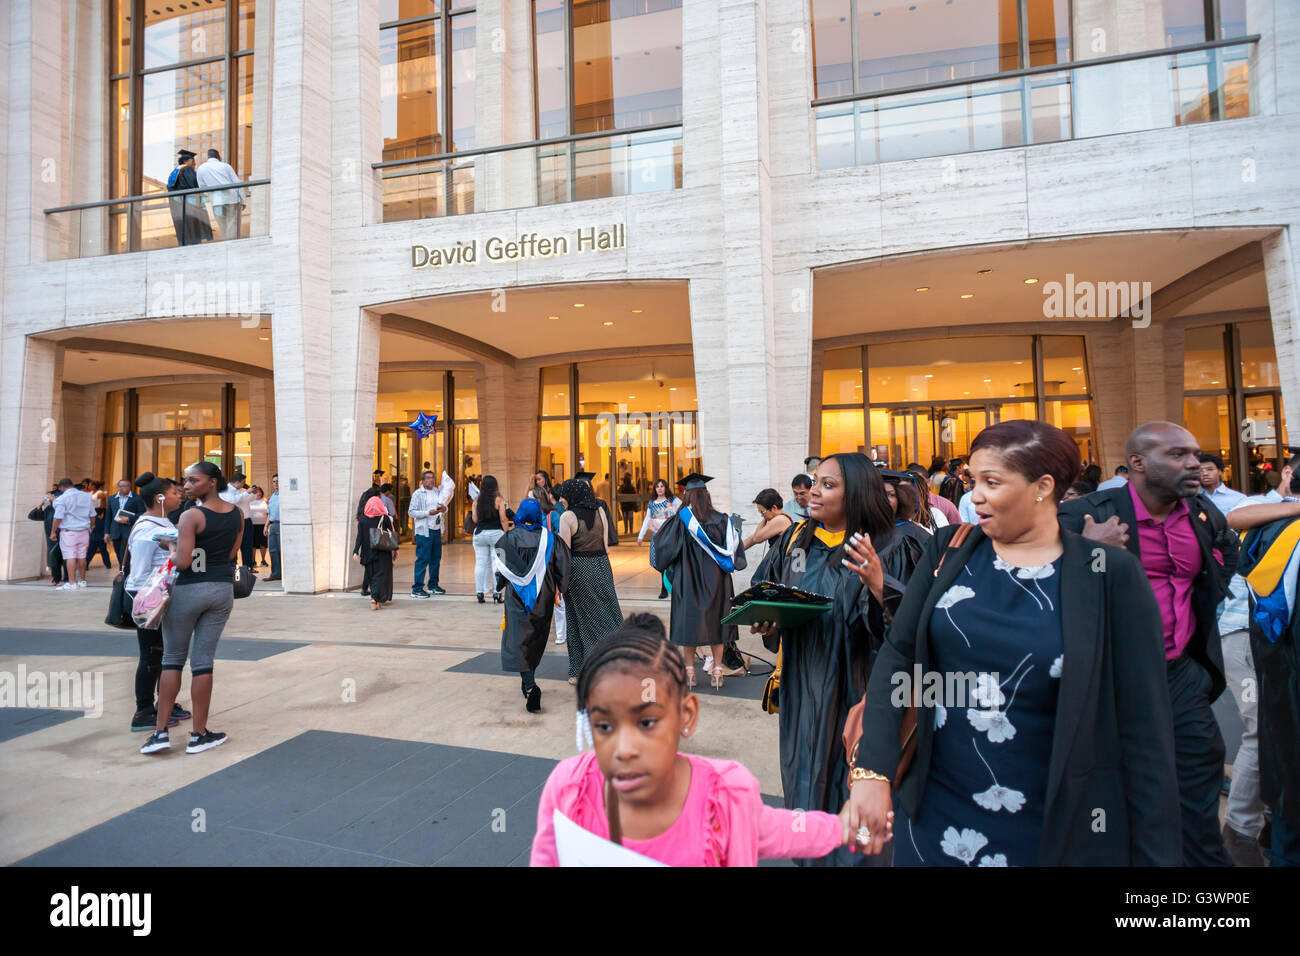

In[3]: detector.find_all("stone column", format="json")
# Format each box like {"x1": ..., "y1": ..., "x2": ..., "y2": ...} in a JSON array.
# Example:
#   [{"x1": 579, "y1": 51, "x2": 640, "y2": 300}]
[
  {"x1": 248, "y1": 376, "x2": 278, "y2": 489},
  {"x1": 268, "y1": 0, "x2": 341, "y2": 593},
  {"x1": 684, "y1": 0, "x2": 779, "y2": 514},
  {"x1": 0, "y1": 339, "x2": 61, "y2": 580},
  {"x1": 476, "y1": 361, "x2": 539, "y2": 505},
  {"x1": 1264, "y1": 228, "x2": 1300, "y2": 430}
]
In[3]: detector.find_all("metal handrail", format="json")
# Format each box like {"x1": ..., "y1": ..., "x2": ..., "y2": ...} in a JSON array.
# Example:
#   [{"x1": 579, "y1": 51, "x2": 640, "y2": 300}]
[
  {"x1": 371, "y1": 121, "x2": 683, "y2": 170},
  {"x1": 811, "y1": 34, "x2": 1260, "y2": 108},
  {"x1": 43, "y1": 179, "x2": 271, "y2": 215}
]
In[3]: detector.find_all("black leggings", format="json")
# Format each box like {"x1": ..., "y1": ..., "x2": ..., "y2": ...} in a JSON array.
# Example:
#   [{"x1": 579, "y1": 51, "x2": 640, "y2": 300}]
[{"x1": 135, "y1": 624, "x2": 164, "y2": 711}]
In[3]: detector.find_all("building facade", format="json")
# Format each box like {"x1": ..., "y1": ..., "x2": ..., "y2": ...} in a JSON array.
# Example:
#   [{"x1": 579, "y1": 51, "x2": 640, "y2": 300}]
[{"x1": 2, "y1": 0, "x2": 1298, "y2": 593}]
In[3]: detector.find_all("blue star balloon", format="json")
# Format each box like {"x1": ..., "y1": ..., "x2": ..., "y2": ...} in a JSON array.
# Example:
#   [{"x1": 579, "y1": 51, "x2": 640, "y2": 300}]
[{"x1": 408, "y1": 411, "x2": 438, "y2": 438}]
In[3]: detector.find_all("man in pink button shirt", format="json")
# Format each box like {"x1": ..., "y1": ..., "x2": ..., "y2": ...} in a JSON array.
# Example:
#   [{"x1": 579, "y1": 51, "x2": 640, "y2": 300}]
[{"x1": 1060, "y1": 422, "x2": 1237, "y2": 867}]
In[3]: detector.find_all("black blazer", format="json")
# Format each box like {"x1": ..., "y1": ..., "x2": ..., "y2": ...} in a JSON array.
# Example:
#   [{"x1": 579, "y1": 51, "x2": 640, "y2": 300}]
[
  {"x1": 856, "y1": 524, "x2": 1181, "y2": 866},
  {"x1": 1058, "y1": 485, "x2": 1237, "y2": 700},
  {"x1": 105, "y1": 493, "x2": 143, "y2": 541}
]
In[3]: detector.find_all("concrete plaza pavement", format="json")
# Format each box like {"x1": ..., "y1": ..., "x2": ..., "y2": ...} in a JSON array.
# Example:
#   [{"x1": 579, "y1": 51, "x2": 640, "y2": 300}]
[{"x1": 0, "y1": 543, "x2": 781, "y2": 866}]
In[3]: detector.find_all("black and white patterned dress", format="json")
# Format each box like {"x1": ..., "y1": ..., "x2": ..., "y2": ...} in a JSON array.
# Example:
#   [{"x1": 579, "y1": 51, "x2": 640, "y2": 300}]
[{"x1": 893, "y1": 537, "x2": 1063, "y2": 866}]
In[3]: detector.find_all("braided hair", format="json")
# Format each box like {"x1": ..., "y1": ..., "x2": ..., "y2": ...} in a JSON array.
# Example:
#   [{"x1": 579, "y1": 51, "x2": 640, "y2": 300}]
[
  {"x1": 575, "y1": 612, "x2": 687, "y2": 847},
  {"x1": 575, "y1": 612, "x2": 686, "y2": 711}
]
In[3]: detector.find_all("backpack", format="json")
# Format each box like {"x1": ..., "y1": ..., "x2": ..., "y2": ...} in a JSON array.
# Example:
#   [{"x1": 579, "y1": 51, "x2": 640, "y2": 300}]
[{"x1": 939, "y1": 474, "x2": 965, "y2": 506}]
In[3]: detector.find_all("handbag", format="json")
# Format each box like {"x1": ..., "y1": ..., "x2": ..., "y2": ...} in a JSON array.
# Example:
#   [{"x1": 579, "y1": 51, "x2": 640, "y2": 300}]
[
  {"x1": 463, "y1": 506, "x2": 476, "y2": 536},
  {"x1": 369, "y1": 515, "x2": 398, "y2": 552},
  {"x1": 132, "y1": 557, "x2": 176, "y2": 629},
  {"x1": 105, "y1": 546, "x2": 134, "y2": 629},
  {"x1": 761, "y1": 642, "x2": 781, "y2": 715},
  {"x1": 233, "y1": 564, "x2": 257, "y2": 599},
  {"x1": 842, "y1": 522, "x2": 974, "y2": 790}
]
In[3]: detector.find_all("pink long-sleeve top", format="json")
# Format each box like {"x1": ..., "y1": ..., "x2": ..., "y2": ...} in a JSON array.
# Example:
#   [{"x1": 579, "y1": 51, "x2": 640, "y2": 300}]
[{"x1": 530, "y1": 751, "x2": 844, "y2": 866}]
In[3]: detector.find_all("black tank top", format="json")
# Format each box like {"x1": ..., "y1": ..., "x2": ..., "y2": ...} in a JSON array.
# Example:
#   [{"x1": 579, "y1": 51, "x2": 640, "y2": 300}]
[
  {"x1": 176, "y1": 505, "x2": 241, "y2": 585},
  {"x1": 475, "y1": 497, "x2": 503, "y2": 532}
]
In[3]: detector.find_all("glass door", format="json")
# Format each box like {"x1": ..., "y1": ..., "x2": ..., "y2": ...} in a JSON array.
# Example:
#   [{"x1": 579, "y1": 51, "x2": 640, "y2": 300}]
[
  {"x1": 933, "y1": 406, "x2": 988, "y2": 462},
  {"x1": 1243, "y1": 391, "x2": 1285, "y2": 496}
]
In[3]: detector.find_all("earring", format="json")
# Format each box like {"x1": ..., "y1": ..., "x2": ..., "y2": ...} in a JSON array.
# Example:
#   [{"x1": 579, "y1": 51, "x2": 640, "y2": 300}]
[
  {"x1": 682, "y1": 728, "x2": 691, "y2": 736},
  {"x1": 1036, "y1": 496, "x2": 1043, "y2": 502}
]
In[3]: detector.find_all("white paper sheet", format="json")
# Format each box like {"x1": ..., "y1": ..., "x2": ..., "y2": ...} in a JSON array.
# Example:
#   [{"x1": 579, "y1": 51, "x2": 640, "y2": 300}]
[{"x1": 552, "y1": 810, "x2": 667, "y2": 867}]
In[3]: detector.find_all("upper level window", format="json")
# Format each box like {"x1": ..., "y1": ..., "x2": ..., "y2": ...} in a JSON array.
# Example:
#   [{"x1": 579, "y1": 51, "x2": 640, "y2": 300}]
[
  {"x1": 380, "y1": 1, "x2": 477, "y2": 162},
  {"x1": 111, "y1": 0, "x2": 260, "y2": 197}
]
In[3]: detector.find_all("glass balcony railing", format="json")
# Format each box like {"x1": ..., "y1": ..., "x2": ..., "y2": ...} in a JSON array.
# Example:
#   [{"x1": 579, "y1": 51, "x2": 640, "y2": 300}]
[
  {"x1": 43, "y1": 180, "x2": 270, "y2": 260},
  {"x1": 376, "y1": 124, "x2": 683, "y2": 223},
  {"x1": 814, "y1": 37, "x2": 1258, "y2": 170}
]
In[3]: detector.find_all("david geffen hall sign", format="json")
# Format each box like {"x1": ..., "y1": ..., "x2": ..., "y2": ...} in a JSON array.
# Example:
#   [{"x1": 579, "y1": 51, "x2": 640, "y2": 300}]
[{"x1": 411, "y1": 224, "x2": 626, "y2": 269}]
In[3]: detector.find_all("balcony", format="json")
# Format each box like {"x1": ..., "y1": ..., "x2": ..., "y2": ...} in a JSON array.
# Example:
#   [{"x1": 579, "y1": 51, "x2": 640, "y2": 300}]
[
  {"x1": 42, "y1": 180, "x2": 270, "y2": 260},
  {"x1": 375, "y1": 124, "x2": 683, "y2": 223},
  {"x1": 814, "y1": 37, "x2": 1258, "y2": 169}
]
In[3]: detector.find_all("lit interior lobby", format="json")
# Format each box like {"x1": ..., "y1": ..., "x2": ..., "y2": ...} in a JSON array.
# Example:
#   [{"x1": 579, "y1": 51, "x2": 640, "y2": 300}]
[{"x1": 811, "y1": 228, "x2": 1287, "y2": 494}]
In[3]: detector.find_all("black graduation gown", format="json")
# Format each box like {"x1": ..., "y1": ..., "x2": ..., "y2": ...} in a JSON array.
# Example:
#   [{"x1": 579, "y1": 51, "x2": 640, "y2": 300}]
[
  {"x1": 753, "y1": 522, "x2": 922, "y2": 866},
  {"x1": 496, "y1": 526, "x2": 571, "y2": 673},
  {"x1": 168, "y1": 165, "x2": 213, "y2": 244},
  {"x1": 649, "y1": 510, "x2": 747, "y2": 647}
]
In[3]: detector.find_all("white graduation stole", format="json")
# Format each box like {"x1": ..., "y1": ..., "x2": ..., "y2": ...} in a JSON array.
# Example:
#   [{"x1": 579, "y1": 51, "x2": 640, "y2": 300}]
[
  {"x1": 493, "y1": 526, "x2": 553, "y2": 611},
  {"x1": 678, "y1": 505, "x2": 739, "y2": 573}
]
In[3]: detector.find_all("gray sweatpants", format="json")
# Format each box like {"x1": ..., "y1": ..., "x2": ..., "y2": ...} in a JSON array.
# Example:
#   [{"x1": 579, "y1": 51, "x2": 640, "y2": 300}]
[{"x1": 162, "y1": 580, "x2": 234, "y2": 676}]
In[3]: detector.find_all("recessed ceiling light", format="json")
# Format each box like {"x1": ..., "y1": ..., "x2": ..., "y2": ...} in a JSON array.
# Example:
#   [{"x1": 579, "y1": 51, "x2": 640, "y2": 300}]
[
  {"x1": 983, "y1": 378, "x2": 992, "y2": 383},
  {"x1": 180, "y1": 403, "x2": 189, "y2": 407},
  {"x1": 924, "y1": 374, "x2": 933, "y2": 378},
  {"x1": 573, "y1": 303, "x2": 585, "y2": 308},
  {"x1": 628, "y1": 395, "x2": 636, "y2": 399},
  {"x1": 258, "y1": 336, "x2": 269, "y2": 341},
  {"x1": 631, "y1": 309, "x2": 643, "y2": 313},
  {"x1": 1211, "y1": 380, "x2": 1220, "y2": 384},
  {"x1": 1024, "y1": 277, "x2": 1039, "y2": 284},
  {"x1": 914, "y1": 286, "x2": 929, "y2": 292},
  {"x1": 977, "y1": 269, "x2": 992, "y2": 275},
  {"x1": 548, "y1": 314, "x2": 559, "y2": 320},
  {"x1": 669, "y1": 387, "x2": 677, "y2": 391},
  {"x1": 1071, "y1": 367, "x2": 1081, "y2": 371},
  {"x1": 960, "y1": 293, "x2": 974, "y2": 299},
  {"x1": 603, "y1": 321, "x2": 614, "y2": 326},
  {"x1": 963, "y1": 391, "x2": 970, "y2": 395}
]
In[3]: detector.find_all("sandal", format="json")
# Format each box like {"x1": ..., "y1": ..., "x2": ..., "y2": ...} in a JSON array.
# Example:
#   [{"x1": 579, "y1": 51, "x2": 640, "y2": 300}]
[
  {"x1": 567, "y1": 676, "x2": 578, "y2": 686},
  {"x1": 711, "y1": 667, "x2": 724, "y2": 690},
  {"x1": 685, "y1": 659, "x2": 697, "y2": 689}
]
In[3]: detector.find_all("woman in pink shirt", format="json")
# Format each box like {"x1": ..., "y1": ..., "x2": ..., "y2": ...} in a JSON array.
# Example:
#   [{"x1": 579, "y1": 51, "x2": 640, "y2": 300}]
[{"x1": 531, "y1": 614, "x2": 855, "y2": 866}]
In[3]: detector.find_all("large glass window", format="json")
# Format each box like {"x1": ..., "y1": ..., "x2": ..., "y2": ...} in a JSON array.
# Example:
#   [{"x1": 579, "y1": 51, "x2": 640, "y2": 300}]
[
  {"x1": 532, "y1": 0, "x2": 683, "y2": 204},
  {"x1": 821, "y1": 335, "x2": 1093, "y2": 470},
  {"x1": 111, "y1": 0, "x2": 256, "y2": 191},
  {"x1": 538, "y1": 356, "x2": 699, "y2": 521},
  {"x1": 1183, "y1": 320, "x2": 1287, "y2": 494},
  {"x1": 101, "y1": 382, "x2": 249, "y2": 482}
]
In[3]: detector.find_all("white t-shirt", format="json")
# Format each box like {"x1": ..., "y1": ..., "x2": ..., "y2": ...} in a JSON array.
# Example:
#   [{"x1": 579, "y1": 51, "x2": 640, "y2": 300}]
[
  {"x1": 125, "y1": 514, "x2": 177, "y2": 592},
  {"x1": 52, "y1": 488, "x2": 95, "y2": 531},
  {"x1": 220, "y1": 486, "x2": 254, "y2": 520}
]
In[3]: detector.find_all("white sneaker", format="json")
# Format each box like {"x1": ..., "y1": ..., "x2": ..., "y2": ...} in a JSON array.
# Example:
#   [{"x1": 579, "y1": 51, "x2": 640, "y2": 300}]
[
  {"x1": 555, "y1": 633, "x2": 566, "y2": 645},
  {"x1": 76, "y1": 580, "x2": 88, "y2": 589},
  {"x1": 702, "y1": 655, "x2": 714, "y2": 673},
  {"x1": 58, "y1": 582, "x2": 74, "y2": 591}
]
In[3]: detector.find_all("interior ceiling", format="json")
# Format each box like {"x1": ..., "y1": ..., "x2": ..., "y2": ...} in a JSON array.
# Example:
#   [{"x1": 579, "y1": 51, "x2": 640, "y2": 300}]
[
  {"x1": 61, "y1": 351, "x2": 220, "y2": 387},
  {"x1": 813, "y1": 230, "x2": 1274, "y2": 340},
  {"x1": 377, "y1": 281, "x2": 692, "y2": 360}
]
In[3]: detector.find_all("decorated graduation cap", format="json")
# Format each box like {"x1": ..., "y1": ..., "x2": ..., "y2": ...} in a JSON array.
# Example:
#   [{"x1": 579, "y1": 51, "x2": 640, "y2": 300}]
[
  {"x1": 574, "y1": 470, "x2": 596, "y2": 482},
  {"x1": 177, "y1": 148, "x2": 197, "y2": 161},
  {"x1": 678, "y1": 472, "x2": 713, "y2": 490}
]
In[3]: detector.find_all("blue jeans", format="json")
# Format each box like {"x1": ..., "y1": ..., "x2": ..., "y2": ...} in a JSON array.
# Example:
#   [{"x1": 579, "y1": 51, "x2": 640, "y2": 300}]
[{"x1": 412, "y1": 530, "x2": 442, "y2": 593}]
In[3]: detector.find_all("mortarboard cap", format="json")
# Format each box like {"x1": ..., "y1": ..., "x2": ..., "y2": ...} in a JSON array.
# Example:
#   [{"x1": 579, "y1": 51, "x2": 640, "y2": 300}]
[
  {"x1": 877, "y1": 469, "x2": 912, "y2": 484},
  {"x1": 574, "y1": 470, "x2": 596, "y2": 482},
  {"x1": 177, "y1": 148, "x2": 197, "y2": 161},
  {"x1": 678, "y1": 472, "x2": 713, "y2": 490},
  {"x1": 372, "y1": 468, "x2": 385, "y2": 476}
]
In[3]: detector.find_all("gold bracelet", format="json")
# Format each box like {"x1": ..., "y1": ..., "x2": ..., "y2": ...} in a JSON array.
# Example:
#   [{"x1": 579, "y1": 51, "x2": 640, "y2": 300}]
[{"x1": 848, "y1": 767, "x2": 890, "y2": 786}]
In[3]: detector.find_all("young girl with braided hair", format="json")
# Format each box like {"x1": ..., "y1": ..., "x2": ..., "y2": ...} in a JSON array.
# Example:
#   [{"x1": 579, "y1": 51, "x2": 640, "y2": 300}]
[{"x1": 530, "y1": 613, "x2": 854, "y2": 866}]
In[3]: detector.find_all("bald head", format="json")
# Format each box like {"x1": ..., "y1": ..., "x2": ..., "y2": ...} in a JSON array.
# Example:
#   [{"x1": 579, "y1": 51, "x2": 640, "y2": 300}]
[
  {"x1": 1125, "y1": 421, "x2": 1194, "y2": 461},
  {"x1": 1125, "y1": 421, "x2": 1203, "y2": 505}
]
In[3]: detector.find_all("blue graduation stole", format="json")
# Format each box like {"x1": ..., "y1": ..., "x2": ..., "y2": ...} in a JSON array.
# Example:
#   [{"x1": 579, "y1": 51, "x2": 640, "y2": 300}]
[
  {"x1": 679, "y1": 505, "x2": 739, "y2": 574},
  {"x1": 493, "y1": 526, "x2": 554, "y2": 612}
]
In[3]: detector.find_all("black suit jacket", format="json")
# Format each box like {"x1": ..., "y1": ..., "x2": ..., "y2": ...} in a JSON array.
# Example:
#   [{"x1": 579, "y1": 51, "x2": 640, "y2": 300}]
[
  {"x1": 856, "y1": 524, "x2": 1181, "y2": 865},
  {"x1": 106, "y1": 493, "x2": 143, "y2": 541},
  {"x1": 1058, "y1": 485, "x2": 1237, "y2": 700}
]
